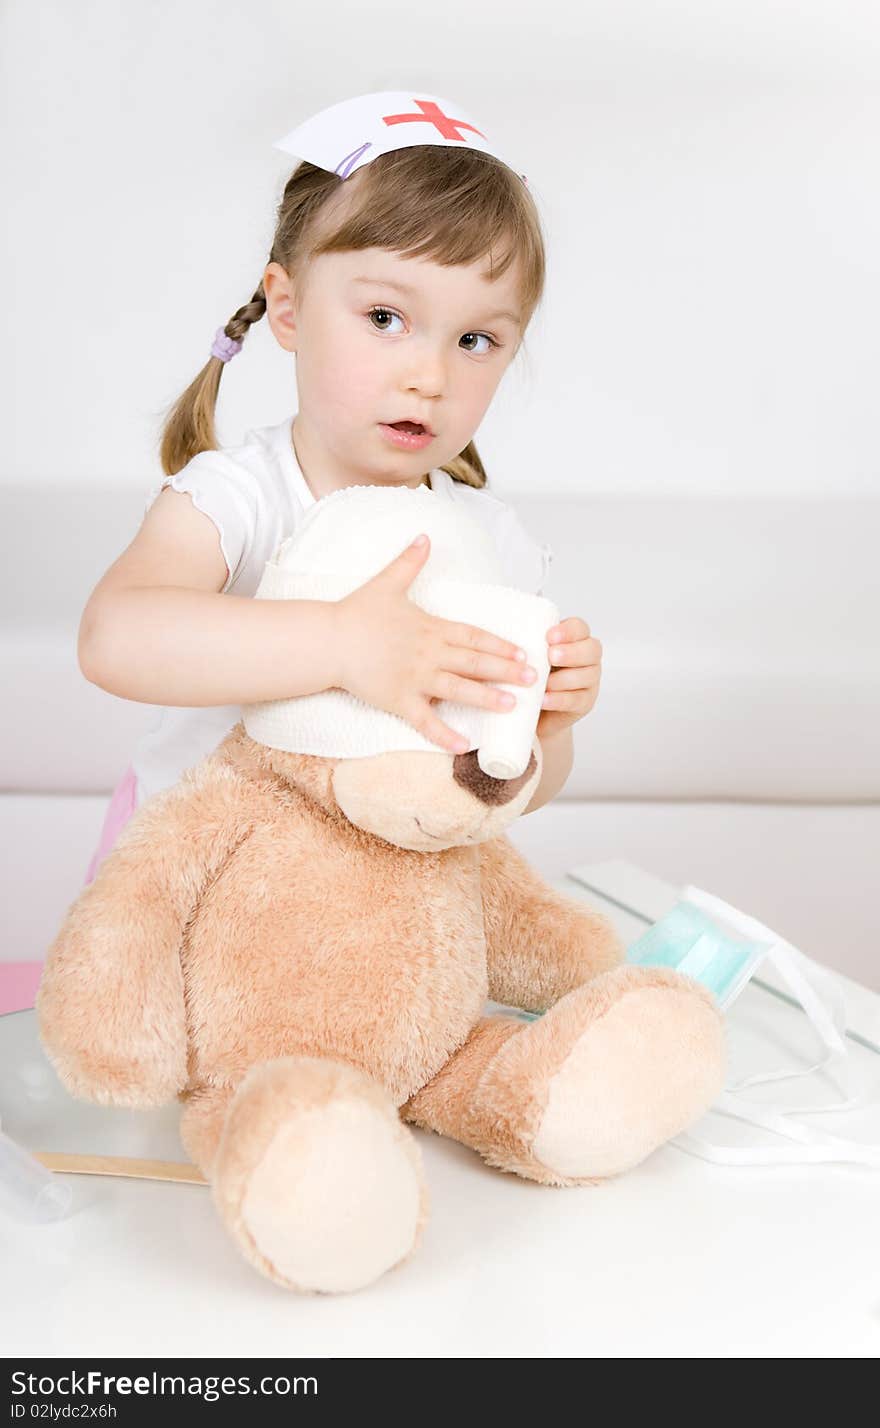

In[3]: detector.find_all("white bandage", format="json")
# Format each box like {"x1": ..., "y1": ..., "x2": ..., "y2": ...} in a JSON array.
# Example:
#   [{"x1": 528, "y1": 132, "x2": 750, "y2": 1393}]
[{"x1": 242, "y1": 484, "x2": 559, "y2": 780}]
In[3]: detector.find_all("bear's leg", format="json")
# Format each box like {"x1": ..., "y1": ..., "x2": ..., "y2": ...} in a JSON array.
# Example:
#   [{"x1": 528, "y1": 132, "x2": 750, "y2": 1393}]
[
  {"x1": 189, "y1": 1056, "x2": 429, "y2": 1295},
  {"x1": 179, "y1": 1082, "x2": 237, "y2": 1177},
  {"x1": 401, "y1": 965, "x2": 725, "y2": 1186}
]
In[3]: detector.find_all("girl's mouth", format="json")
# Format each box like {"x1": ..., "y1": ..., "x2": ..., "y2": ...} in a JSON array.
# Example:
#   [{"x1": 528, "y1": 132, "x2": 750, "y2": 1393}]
[{"x1": 379, "y1": 422, "x2": 434, "y2": 451}]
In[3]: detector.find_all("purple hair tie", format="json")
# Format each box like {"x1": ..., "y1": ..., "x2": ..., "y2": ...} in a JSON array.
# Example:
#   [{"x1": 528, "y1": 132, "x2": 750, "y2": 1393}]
[{"x1": 211, "y1": 327, "x2": 244, "y2": 362}]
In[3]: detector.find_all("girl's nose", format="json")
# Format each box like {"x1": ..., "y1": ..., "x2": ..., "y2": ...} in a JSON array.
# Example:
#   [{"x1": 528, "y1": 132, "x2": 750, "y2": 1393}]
[
  {"x1": 405, "y1": 378, "x2": 443, "y2": 401},
  {"x1": 403, "y1": 350, "x2": 446, "y2": 398}
]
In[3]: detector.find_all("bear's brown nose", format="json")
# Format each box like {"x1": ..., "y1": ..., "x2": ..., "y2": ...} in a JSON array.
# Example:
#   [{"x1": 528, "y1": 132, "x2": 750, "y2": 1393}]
[{"x1": 451, "y1": 748, "x2": 537, "y2": 806}]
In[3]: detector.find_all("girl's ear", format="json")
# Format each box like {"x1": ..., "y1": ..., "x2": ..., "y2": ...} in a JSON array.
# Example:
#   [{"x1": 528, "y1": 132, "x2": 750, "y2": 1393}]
[{"x1": 263, "y1": 261, "x2": 298, "y2": 352}]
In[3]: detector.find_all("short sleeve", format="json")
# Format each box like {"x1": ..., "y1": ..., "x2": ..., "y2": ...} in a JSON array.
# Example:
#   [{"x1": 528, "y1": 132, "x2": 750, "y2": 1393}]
[
  {"x1": 491, "y1": 501, "x2": 556, "y2": 598},
  {"x1": 142, "y1": 451, "x2": 258, "y2": 595}
]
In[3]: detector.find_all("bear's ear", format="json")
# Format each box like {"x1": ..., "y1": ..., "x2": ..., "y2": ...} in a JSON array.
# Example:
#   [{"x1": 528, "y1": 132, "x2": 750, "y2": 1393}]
[
  {"x1": 220, "y1": 726, "x2": 344, "y2": 809},
  {"x1": 289, "y1": 750, "x2": 345, "y2": 815}
]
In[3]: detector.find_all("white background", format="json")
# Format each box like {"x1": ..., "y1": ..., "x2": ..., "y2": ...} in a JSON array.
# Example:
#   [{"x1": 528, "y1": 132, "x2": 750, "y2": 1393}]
[{"x1": 3, "y1": 0, "x2": 879, "y2": 497}]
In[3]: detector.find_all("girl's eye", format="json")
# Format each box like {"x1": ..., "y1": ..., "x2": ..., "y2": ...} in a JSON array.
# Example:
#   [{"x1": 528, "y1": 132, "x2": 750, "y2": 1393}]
[
  {"x1": 366, "y1": 307, "x2": 499, "y2": 355},
  {"x1": 367, "y1": 306, "x2": 405, "y2": 335},
  {"x1": 459, "y1": 331, "x2": 498, "y2": 356}
]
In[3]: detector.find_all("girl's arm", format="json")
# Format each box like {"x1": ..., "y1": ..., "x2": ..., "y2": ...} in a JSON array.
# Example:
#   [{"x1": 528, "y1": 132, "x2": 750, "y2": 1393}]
[
  {"x1": 78, "y1": 486, "x2": 342, "y2": 706},
  {"x1": 522, "y1": 726, "x2": 574, "y2": 814}
]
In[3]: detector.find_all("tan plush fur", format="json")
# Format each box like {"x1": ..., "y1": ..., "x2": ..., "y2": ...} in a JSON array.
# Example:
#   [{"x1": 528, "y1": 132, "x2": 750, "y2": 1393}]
[{"x1": 37, "y1": 721, "x2": 726, "y2": 1294}]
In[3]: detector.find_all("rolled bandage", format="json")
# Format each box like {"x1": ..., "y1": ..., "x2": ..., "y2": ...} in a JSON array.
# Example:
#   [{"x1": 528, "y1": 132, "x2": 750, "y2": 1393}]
[
  {"x1": 242, "y1": 484, "x2": 560, "y2": 780},
  {"x1": 415, "y1": 577, "x2": 556, "y2": 779}
]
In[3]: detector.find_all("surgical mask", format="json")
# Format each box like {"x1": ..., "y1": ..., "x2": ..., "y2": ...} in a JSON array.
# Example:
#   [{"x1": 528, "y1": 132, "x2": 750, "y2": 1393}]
[
  {"x1": 518, "y1": 883, "x2": 880, "y2": 1168},
  {"x1": 626, "y1": 892, "x2": 773, "y2": 1012}
]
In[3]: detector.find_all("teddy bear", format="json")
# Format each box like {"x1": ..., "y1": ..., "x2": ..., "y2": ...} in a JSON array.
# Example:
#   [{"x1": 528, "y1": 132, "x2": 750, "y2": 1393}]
[{"x1": 36, "y1": 485, "x2": 725, "y2": 1294}]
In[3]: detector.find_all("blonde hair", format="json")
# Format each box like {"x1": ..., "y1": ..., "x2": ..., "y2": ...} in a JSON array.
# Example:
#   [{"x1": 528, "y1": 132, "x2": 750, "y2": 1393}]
[{"x1": 158, "y1": 145, "x2": 546, "y2": 489}]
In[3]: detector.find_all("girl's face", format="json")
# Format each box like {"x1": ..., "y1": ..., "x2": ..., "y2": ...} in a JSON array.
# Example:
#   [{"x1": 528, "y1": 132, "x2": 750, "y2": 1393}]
[{"x1": 263, "y1": 246, "x2": 524, "y2": 494}]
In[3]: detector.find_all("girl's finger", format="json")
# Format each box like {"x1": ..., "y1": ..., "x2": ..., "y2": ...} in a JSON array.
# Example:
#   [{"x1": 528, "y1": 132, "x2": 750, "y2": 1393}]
[
  {"x1": 418, "y1": 698, "x2": 472, "y2": 754},
  {"x1": 550, "y1": 619, "x2": 591, "y2": 643},
  {"x1": 430, "y1": 668, "x2": 521, "y2": 713},
  {"x1": 542, "y1": 689, "x2": 598, "y2": 711},
  {"x1": 549, "y1": 636, "x2": 602, "y2": 666},
  {"x1": 443, "y1": 642, "x2": 538, "y2": 688},
  {"x1": 441, "y1": 619, "x2": 524, "y2": 666},
  {"x1": 541, "y1": 690, "x2": 577, "y2": 710},
  {"x1": 545, "y1": 664, "x2": 602, "y2": 690}
]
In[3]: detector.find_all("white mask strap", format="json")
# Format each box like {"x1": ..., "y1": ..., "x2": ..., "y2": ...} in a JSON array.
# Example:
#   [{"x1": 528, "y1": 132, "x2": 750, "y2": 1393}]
[{"x1": 672, "y1": 885, "x2": 880, "y2": 1167}]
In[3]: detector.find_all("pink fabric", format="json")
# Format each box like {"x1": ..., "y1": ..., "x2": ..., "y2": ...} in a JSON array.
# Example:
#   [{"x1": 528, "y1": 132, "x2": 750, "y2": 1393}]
[
  {"x1": 1, "y1": 769, "x2": 141, "y2": 1014},
  {"x1": 0, "y1": 961, "x2": 45, "y2": 1015},
  {"x1": 83, "y1": 764, "x2": 139, "y2": 886}
]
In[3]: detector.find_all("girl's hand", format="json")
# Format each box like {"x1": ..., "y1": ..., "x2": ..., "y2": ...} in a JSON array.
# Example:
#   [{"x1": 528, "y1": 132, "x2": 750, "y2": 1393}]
[
  {"x1": 333, "y1": 535, "x2": 540, "y2": 755},
  {"x1": 535, "y1": 616, "x2": 603, "y2": 742}
]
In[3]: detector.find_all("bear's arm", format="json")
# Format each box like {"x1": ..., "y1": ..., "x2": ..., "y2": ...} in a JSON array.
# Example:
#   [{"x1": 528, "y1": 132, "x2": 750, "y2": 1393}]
[
  {"x1": 37, "y1": 757, "x2": 258, "y2": 1109},
  {"x1": 479, "y1": 834, "x2": 625, "y2": 1012}
]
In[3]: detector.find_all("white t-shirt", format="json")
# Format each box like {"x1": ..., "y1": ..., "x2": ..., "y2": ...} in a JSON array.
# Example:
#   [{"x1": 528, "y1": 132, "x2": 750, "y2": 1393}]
[{"x1": 130, "y1": 413, "x2": 554, "y2": 808}]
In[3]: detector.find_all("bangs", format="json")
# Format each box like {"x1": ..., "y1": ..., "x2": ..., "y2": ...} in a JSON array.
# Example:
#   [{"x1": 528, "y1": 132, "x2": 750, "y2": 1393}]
[{"x1": 299, "y1": 146, "x2": 544, "y2": 326}]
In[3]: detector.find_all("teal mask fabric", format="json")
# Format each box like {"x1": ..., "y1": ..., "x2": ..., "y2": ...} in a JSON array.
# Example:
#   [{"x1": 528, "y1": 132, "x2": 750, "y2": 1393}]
[
  {"x1": 506, "y1": 883, "x2": 880, "y2": 1167},
  {"x1": 625, "y1": 900, "x2": 773, "y2": 1011}
]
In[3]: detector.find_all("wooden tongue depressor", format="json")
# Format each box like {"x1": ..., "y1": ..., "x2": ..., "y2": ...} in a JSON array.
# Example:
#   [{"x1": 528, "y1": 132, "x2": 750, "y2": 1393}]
[{"x1": 33, "y1": 1151, "x2": 208, "y2": 1185}]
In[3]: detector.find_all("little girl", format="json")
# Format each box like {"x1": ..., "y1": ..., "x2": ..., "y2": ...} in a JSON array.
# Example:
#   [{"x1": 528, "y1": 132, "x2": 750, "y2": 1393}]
[{"x1": 80, "y1": 91, "x2": 596, "y2": 886}]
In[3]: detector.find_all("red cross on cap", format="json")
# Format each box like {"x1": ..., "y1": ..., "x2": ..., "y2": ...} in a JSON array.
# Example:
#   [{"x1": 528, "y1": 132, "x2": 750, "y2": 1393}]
[{"x1": 382, "y1": 98, "x2": 487, "y2": 144}]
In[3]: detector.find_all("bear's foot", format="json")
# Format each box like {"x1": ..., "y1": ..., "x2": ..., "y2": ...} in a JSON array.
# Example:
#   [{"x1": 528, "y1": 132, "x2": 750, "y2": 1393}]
[
  {"x1": 403, "y1": 965, "x2": 725, "y2": 1186},
  {"x1": 209, "y1": 1056, "x2": 429, "y2": 1294}
]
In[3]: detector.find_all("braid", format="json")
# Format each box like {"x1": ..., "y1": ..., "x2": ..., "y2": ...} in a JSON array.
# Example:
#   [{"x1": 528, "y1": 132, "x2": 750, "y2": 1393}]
[
  {"x1": 159, "y1": 278, "x2": 269, "y2": 475},
  {"x1": 213, "y1": 283, "x2": 268, "y2": 355}
]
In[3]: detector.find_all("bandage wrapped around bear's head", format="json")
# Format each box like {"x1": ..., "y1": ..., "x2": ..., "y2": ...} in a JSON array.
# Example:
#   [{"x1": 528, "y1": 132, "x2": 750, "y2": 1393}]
[{"x1": 242, "y1": 484, "x2": 559, "y2": 780}]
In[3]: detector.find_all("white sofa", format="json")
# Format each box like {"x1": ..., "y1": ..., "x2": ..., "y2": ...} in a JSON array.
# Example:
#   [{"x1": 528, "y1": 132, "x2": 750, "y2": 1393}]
[{"x1": 2, "y1": 486, "x2": 878, "y2": 989}]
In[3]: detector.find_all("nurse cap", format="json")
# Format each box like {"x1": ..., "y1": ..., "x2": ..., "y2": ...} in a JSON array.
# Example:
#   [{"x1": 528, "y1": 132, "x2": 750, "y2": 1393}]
[
  {"x1": 241, "y1": 485, "x2": 558, "y2": 781},
  {"x1": 272, "y1": 90, "x2": 527, "y2": 186}
]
